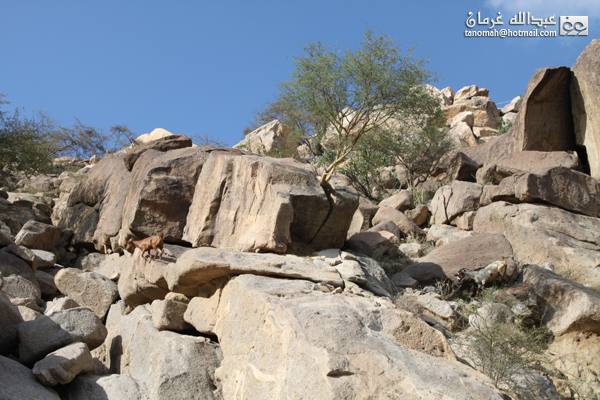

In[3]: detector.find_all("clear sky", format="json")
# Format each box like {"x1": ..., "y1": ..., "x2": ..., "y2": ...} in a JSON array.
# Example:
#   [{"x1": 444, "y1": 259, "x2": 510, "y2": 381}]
[{"x1": 0, "y1": 0, "x2": 597, "y2": 147}]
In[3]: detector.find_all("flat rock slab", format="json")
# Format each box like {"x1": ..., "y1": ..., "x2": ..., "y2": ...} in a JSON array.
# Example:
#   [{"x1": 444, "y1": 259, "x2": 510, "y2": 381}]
[
  {"x1": 213, "y1": 274, "x2": 502, "y2": 400},
  {"x1": 476, "y1": 150, "x2": 581, "y2": 185},
  {"x1": 524, "y1": 264, "x2": 600, "y2": 336},
  {"x1": 403, "y1": 233, "x2": 516, "y2": 284},
  {"x1": 166, "y1": 247, "x2": 344, "y2": 296}
]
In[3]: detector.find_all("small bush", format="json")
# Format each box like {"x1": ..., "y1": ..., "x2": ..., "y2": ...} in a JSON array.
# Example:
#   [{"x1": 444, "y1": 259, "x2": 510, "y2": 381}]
[{"x1": 464, "y1": 315, "x2": 552, "y2": 399}]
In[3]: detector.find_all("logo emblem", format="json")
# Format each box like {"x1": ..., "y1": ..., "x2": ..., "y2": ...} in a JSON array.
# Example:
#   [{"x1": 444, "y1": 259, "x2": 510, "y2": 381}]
[{"x1": 560, "y1": 16, "x2": 588, "y2": 36}]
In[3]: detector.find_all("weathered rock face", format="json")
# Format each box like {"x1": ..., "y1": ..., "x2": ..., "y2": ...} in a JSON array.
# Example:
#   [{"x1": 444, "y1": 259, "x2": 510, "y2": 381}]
[
  {"x1": 123, "y1": 134, "x2": 192, "y2": 171},
  {"x1": 430, "y1": 181, "x2": 483, "y2": 226},
  {"x1": 234, "y1": 119, "x2": 293, "y2": 155},
  {"x1": 213, "y1": 274, "x2": 503, "y2": 400},
  {"x1": 118, "y1": 246, "x2": 344, "y2": 308},
  {"x1": 524, "y1": 264, "x2": 600, "y2": 336},
  {"x1": 571, "y1": 39, "x2": 600, "y2": 178},
  {"x1": 511, "y1": 166, "x2": 600, "y2": 217},
  {"x1": 183, "y1": 150, "x2": 357, "y2": 253},
  {"x1": 443, "y1": 96, "x2": 500, "y2": 129},
  {"x1": 167, "y1": 247, "x2": 344, "y2": 295},
  {"x1": 99, "y1": 303, "x2": 222, "y2": 400},
  {"x1": 66, "y1": 153, "x2": 131, "y2": 252},
  {"x1": 63, "y1": 142, "x2": 357, "y2": 254},
  {"x1": 464, "y1": 67, "x2": 576, "y2": 166},
  {"x1": 402, "y1": 233, "x2": 517, "y2": 284},
  {"x1": 446, "y1": 152, "x2": 479, "y2": 182},
  {"x1": 476, "y1": 150, "x2": 582, "y2": 185},
  {"x1": 474, "y1": 202, "x2": 600, "y2": 284},
  {"x1": 119, "y1": 147, "x2": 209, "y2": 246}
]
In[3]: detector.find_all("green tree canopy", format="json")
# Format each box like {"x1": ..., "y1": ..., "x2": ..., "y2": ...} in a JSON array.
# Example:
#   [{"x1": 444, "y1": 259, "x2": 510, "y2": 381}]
[{"x1": 255, "y1": 28, "x2": 449, "y2": 186}]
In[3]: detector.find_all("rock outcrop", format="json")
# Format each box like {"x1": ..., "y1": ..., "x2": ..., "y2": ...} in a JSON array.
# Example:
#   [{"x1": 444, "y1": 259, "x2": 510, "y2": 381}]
[{"x1": 571, "y1": 39, "x2": 600, "y2": 177}]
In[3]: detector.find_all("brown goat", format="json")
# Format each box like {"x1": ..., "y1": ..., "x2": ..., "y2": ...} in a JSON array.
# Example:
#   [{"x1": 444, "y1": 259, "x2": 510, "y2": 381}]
[{"x1": 127, "y1": 233, "x2": 164, "y2": 261}]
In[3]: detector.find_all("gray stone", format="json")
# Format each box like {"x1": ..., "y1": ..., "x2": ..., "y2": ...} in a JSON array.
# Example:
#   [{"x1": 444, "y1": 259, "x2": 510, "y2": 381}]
[
  {"x1": 31, "y1": 249, "x2": 57, "y2": 267},
  {"x1": 212, "y1": 274, "x2": 503, "y2": 400},
  {"x1": 378, "y1": 190, "x2": 414, "y2": 212},
  {"x1": 45, "y1": 297, "x2": 80, "y2": 315},
  {"x1": 55, "y1": 268, "x2": 119, "y2": 320},
  {"x1": 17, "y1": 307, "x2": 107, "y2": 366},
  {"x1": 524, "y1": 264, "x2": 600, "y2": 336},
  {"x1": 35, "y1": 270, "x2": 57, "y2": 297},
  {"x1": 403, "y1": 233, "x2": 516, "y2": 285},
  {"x1": 100, "y1": 304, "x2": 223, "y2": 400},
  {"x1": 6, "y1": 243, "x2": 39, "y2": 270},
  {"x1": 32, "y1": 342, "x2": 96, "y2": 386},
  {"x1": 0, "y1": 290, "x2": 23, "y2": 356},
  {"x1": 469, "y1": 303, "x2": 514, "y2": 331},
  {"x1": 2, "y1": 274, "x2": 42, "y2": 305},
  {"x1": 57, "y1": 374, "x2": 146, "y2": 400},
  {"x1": 0, "y1": 355, "x2": 61, "y2": 399},
  {"x1": 14, "y1": 221, "x2": 61, "y2": 251},
  {"x1": 151, "y1": 299, "x2": 192, "y2": 331}
]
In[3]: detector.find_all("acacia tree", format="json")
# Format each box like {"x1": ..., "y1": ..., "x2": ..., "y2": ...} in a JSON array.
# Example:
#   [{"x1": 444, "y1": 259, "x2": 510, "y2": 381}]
[{"x1": 272, "y1": 29, "x2": 443, "y2": 185}]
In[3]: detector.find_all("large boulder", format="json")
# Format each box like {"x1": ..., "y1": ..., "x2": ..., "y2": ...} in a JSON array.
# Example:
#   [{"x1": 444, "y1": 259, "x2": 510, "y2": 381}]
[
  {"x1": 183, "y1": 150, "x2": 357, "y2": 253},
  {"x1": 118, "y1": 147, "x2": 209, "y2": 246},
  {"x1": 463, "y1": 67, "x2": 576, "y2": 166},
  {"x1": 476, "y1": 150, "x2": 581, "y2": 185},
  {"x1": 474, "y1": 202, "x2": 600, "y2": 284},
  {"x1": 99, "y1": 303, "x2": 222, "y2": 400},
  {"x1": 524, "y1": 264, "x2": 600, "y2": 336},
  {"x1": 17, "y1": 307, "x2": 107, "y2": 366},
  {"x1": 64, "y1": 146, "x2": 358, "y2": 254},
  {"x1": 571, "y1": 39, "x2": 600, "y2": 178},
  {"x1": 430, "y1": 181, "x2": 483, "y2": 226},
  {"x1": 14, "y1": 221, "x2": 61, "y2": 251},
  {"x1": 164, "y1": 247, "x2": 344, "y2": 297},
  {"x1": 234, "y1": 119, "x2": 294, "y2": 156},
  {"x1": 0, "y1": 202, "x2": 49, "y2": 235},
  {"x1": 402, "y1": 233, "x2": 517, "y2": 284},
  {"x1": 213, "y1": 274, "x2": 503, "y2": 399},
  {"x1": 32, "y1": 342, "x2": 96, "y2": 386},
  {"x1": 504, "y1": 166, "x2": 600, "y2": 217},
  {"x1": 371, "y1": 207, "x2": 424, "y2": 237},
  {"x1": 54, "y1": 268, "x2": 119, "y2": 320},
  {"x1": 119, "y1": 246, "x2": 344, "y2": 308},
  {"x1": 0, "y1": 355, "x2": 61, "y2": 400},
  {"x1": 65, "y1": 153, "x2": 131, "y2": 252}
]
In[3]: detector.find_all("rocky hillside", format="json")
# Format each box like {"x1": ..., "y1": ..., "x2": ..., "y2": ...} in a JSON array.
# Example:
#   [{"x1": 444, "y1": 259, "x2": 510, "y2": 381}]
[{"x1": 1, "y1": 40, "x2": 599, "y2": 399}]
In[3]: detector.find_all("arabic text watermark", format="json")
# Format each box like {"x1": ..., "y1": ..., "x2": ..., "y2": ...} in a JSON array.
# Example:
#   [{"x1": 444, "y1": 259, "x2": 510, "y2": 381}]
[{"x1": 465, "y1": 12, "x2": 588, "y2": 38}]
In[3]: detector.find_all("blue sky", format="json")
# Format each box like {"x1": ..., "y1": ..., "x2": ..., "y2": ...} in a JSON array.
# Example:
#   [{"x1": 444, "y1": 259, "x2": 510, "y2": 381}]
[{"x1": 0, "y1": 1, "x2": 597, "y2": 147}]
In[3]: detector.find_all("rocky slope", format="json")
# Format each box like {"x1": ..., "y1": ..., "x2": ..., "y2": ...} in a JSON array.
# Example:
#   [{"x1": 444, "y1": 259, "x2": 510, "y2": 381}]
[{"x1": 1, "y1": 39, "x2": 600, "y2": 400}]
